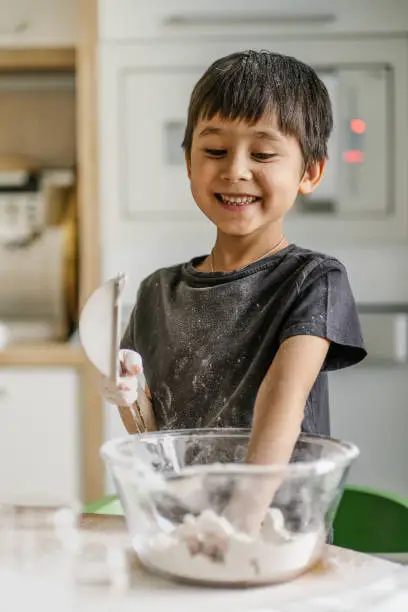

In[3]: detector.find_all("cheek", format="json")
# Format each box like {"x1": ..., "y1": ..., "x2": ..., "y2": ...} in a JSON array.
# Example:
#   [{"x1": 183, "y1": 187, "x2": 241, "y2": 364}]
[
  {"x1": 260, "y1": 165, "x2": 300, "y2": 198},
  {"x1": 190, "y1": 158, "x2": 214, "y2": 190},
  {"x1": 189, "y1": 164, "x2": 210, "y2": 205},
  {"x1": 190, "y1": 178, "x2": 201, "y2": 203},
  {"x1": 189, "y1": 171, "x2": 203, "y2": 199}
]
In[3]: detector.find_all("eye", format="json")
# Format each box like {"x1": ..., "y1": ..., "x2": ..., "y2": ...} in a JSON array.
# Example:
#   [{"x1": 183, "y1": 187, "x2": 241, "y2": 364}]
[
  {"x1": 252, "y1": 153, "x2": 278, "y2": 161},
  {"x1": 204, "y1": 148, "x2": 227, "y2": 157}
]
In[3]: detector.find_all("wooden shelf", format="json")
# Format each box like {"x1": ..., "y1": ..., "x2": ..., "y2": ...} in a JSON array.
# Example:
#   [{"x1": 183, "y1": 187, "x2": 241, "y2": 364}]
[
  {"x1": 0, "y1": 48, "x2": 75, "y2": 71},
  {"x1": 0, "y1": 343, "x2": 85, "y2": 366}
]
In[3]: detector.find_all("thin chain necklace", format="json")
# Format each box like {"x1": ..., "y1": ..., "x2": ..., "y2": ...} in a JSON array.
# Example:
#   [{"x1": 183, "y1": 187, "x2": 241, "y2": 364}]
[{"x1": 210, "y1": 235, "x2": 286, "y2": 273}]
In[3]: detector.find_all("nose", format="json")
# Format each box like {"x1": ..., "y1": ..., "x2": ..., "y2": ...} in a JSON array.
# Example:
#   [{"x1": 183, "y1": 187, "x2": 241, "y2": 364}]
[{"x1": 220, "y1": 151, "x2": 252, "y2": 183}]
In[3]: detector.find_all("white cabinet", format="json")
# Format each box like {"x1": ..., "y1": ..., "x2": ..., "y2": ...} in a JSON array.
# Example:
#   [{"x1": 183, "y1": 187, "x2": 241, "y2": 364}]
[
  {"x1": 99, "y1": 0, "x2": 408, "y2": 41},
  {"x1": 99, "y1": 36, "x2": 408, "y2": 255},
  {"x1": 330, "y1": 367, "x2": 408, "y2": 498},
  {"x1": 0, "y1": 367, "x2": 80, "y2": 505},
  {"x1": 0, "y1": 0, "x2": 76, "y2": 47}
]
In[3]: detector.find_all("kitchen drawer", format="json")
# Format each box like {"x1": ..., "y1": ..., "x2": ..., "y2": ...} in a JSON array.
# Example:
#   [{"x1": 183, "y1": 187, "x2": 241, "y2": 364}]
[
  {"x1": 0, "y1": 367, "x2": 80, "y2": 505},
  {"x1": 359, "y1": 312, "x2": 408, "y2": 364},
  {"x1": 98, "y1": 0, "x2": 408, "y2": 41},
  {"x1": 0, "y1": 0, "x2": 76, "y2": 48}
]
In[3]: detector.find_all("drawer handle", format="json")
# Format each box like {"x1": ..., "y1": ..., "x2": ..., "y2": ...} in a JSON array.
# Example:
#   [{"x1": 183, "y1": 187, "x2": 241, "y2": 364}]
[
  {"x1": 0, "y1": 387, "x2": 7, "y2": 399},
  {"x1": 0, "y1": 20, "x2": 29, "y2": 35},
  {"x1": 164, "y1": 13, "x2": 336, "y2": 27}
]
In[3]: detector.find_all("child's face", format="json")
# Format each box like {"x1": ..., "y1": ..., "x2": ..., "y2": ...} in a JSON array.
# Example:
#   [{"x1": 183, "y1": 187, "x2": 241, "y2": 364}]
[{"x1": 186, "y1": 113, "x2": 325, "y2": 237}]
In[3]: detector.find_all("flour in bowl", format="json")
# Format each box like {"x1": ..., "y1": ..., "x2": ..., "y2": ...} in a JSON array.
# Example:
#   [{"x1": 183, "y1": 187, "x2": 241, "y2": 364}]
[{"x1": 138, "y1": 508, "x2": 324, "y2": 585}]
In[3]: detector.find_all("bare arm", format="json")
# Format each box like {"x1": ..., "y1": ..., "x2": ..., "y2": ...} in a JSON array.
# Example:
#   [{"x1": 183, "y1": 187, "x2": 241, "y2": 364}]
[
  {"x1": 226, "y1": 335, "x2": 330, "y2": 533},
  {"x1": 247, "y1": 334, "x2": 330, "y2": 465}
]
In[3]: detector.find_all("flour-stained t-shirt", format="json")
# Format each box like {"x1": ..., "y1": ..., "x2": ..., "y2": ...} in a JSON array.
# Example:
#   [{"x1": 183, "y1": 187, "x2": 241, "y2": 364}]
[{"x1": 121, "y1": 244, "x2": 367, "y2": 434}]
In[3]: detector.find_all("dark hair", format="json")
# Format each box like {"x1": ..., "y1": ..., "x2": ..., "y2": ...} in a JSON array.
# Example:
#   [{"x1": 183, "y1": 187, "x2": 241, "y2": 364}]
[{"x1": 182, "y1": 50, "x2": 333, "y2": 169}]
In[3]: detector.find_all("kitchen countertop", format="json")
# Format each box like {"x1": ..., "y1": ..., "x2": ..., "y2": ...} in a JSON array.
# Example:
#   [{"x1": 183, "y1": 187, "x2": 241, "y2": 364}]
[{"x1": 0, "y1": 513, "x2": 407, "y2": 611}]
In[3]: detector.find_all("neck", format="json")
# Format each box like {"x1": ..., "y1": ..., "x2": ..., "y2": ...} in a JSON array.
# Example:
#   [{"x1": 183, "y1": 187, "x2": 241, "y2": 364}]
[{"x1": 211, "y1": 228, "x2": 288, "y2": 272}]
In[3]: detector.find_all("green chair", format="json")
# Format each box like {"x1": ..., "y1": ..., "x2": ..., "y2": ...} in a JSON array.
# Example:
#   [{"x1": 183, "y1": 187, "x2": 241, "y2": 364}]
[
  {"x1": 333, "y1": 485, "x2": 408, "y2": 564},
  {"x1": 83, "y1": 494, "x2": 123, "y2": 516}
]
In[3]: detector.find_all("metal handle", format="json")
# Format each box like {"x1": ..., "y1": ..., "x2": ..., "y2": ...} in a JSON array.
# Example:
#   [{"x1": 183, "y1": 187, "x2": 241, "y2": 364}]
[
  {"x1": 164, "y1": 13, "x2": 336, "y2": 27},
  {"x1": 111, "y1": 273, "x2": 127, "y2": 383}
]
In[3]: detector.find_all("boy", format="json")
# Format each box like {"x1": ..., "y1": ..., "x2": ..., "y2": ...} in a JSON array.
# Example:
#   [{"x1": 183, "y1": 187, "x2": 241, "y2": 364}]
[{"x1": 101, "y1": 50, "x2": 366, "y2": 528}]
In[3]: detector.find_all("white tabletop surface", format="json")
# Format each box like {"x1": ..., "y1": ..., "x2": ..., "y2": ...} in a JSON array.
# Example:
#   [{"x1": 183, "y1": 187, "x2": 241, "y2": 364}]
[{"x1": 0, "y1": 514, "x2": 407, "y2": 611}]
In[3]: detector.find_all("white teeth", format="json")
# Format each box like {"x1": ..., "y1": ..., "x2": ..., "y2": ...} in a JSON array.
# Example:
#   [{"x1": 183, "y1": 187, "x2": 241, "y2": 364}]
[{"x1": 220, "y1": 195, "x2": 257, "y2": 205}]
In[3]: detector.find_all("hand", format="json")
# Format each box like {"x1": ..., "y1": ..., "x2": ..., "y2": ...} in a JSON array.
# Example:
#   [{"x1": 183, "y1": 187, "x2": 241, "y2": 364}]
[
  {"x1": 99, "y1": 349, "x2": 143, "y2": 406},
  {"x1": 222, "y1": 474, "x2": 281, "y2": 536}
]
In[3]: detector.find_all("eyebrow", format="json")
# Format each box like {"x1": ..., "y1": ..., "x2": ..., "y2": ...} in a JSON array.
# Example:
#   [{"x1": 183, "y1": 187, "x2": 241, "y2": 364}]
[
  {"x1": 254, "y1": 130, "x2": 282, "y2": 142},
  {"x1": 197, "y1": 126, "x2": 282, "y2": 142},
  {"x1": 198, "y1": 127, "x2": 223, "y2": 137}
]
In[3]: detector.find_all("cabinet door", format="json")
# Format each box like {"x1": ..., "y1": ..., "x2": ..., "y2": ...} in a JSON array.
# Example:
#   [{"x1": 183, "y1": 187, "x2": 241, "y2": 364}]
[
  {"x1": 0, "y1": 367, "x2": 80, "y2": 505},
  {"x1": 99, "y1": 0, "x2": 408, "y2": 41},
  {"x1": 330, "y1": 367, "x2": 408, "y2": 499},
  {"x1": 0, "y1": 0, "x2": 76, "y2": 47}
]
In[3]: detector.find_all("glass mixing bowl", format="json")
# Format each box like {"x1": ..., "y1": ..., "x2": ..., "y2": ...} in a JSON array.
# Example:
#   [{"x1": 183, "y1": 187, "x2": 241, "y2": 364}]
[{"x1": 101, "y1": 428, "x2": 359, "y2": 587}]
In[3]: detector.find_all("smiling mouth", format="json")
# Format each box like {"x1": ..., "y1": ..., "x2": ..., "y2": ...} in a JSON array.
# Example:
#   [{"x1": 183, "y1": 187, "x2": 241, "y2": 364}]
[{"x1": 215, "y1": 193, "x2": 261, "y2": 206}]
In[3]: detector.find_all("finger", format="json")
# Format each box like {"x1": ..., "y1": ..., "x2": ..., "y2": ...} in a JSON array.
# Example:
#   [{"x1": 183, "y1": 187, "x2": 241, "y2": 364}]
[
  {"x1": 104, "y1": 389, "x2": 137, "y2": 406},
  {"x1": 120, "y1": 389, "x2": 138, "y2": 405},
  {"x1": 123, "y1": 351, "x2": 143, "y2": 375},
  {"x1": 118, "y1": 375, "x2": 138, "y2": 390},
  {"x1": 118, "y1": 376, "x2": 138, "y2": 404},
  {"x1": 122, "y1": 365, "x2": 142, "y2": 377},
  {"x1": 99, "y1": 374, "x2": 137, "y2": 406}
]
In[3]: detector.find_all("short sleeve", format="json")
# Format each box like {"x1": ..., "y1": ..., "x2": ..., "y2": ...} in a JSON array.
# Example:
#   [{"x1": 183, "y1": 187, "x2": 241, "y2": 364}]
[{"x1": 278, "y1": 259, "x2": 367, "y2": 371}]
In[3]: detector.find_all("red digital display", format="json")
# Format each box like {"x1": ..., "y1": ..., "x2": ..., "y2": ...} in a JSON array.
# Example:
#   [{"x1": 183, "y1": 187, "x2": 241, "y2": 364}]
[
  {"x1": 343, "y1": 150, "x2": 364, "y2": 163},
  {"x1": 350, "y1": 118, "x2": 366, "y2": 134}
]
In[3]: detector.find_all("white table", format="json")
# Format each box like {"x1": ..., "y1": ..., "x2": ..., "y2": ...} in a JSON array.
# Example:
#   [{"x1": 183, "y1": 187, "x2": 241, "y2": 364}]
[{"x1": 0, "y1": 514, "x2": 407, "y2": 611}]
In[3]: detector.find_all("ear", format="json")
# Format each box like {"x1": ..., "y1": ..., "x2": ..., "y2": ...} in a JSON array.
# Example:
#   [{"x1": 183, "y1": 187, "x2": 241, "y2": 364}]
[
  {"x1": 298, "y1": 159, "x2": 326, "y2": 195},
  {"x1": 185, "y1": 150, "x2": 192, "y2": 179}
]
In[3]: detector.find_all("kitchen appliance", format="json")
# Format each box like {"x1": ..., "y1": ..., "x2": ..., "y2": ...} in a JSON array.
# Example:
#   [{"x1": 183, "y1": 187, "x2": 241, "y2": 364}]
[
  {"x1": 125, "y1": 57, "x2": 399, "y2": 224},
  {"x1": 0, "y1": 155, "x2": 78, "y2": 343},
  {"x1": 106, "y1": 35, "x2": 406, "y2": 248},
  {"x1": 295, "y1": 66, "x2": 391, "y2": 217}
]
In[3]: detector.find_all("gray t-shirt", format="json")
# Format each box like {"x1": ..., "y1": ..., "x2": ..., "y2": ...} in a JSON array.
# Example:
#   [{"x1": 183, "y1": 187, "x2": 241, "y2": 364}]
[{"x1": 121, "y1": 244, "x2": 366, "y2": 434}]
